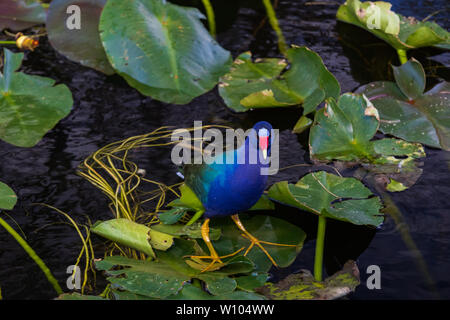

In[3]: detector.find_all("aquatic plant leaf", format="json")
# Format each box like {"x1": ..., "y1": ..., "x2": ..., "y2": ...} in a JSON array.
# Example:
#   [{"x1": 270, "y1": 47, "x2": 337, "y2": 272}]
[
  {"x1": 310, "y1": 93, "x2": 426, "y2": 161},
  {"x1": 170, "y1": 183, "x2": 204, "y2": 211},
  {"x1": 256, "y1": 260, "x2": 360, "y2": 300},
  {"x1": 46, "y1": 0, "x2": 114, "y2": 75},
  {"x1": 0, "y1": 49, "x2": 73, "y2": 147},
  {"x1": 357, "y1": 59, "x2": 450, "y2": 150},
  {"x1": 268, "y1": 171, "x2": 383, "y2": 226},
  {"x1": 0, "y1": 181, "x2": 17, "y2": 210},
  {"x1": 309, "y1": 93, "x2": 379, "y2": 162},
  {"x1": 292, "y1": 115, "x2": 313, "y2": 134},
  {"x1": 386, "y1": 179, "x2": 408, "y2": 192},
  {"x1": 111, "y1": 290, "x2": 154, "y2": 300},
  {"x1": 168, "y1": 283, "x2": 265, "y2": 300},
  {"x1": 218, "y1": 47, "x2": 340, "y2": 114},
  {"x1": 96, "y1": 239, "x2": 254, "y2": 298},
  {"x1": 158, "y1": 207, "x2": 186, "y2": 225},
  {"x1": 207, "y1": 215, "x2": 306, "y2": 273},
  {"x1": 151, "y1": 222, "x2": 221, "y2": 241},
  {"x1": 236, "y1": 273, "x2": 269, "y2": 291},
  {"x1": 337, "y1": 0, "x2": 450, "y2": 50},
  {"x1": 91, "y1": 218, "x2": 175, "y2": 257},
  {"x1": 249, "y1": 194, "x2": 275, "y2": 211},
  {"x1": 99, "y1": 0, "x2": 231, "y2": 104},
  {"x1": 95, "y1": 255, "x2": 191, "y2": 299},
  {"x1": 58, "y1": 293, "x2": 107, "y2": 300},
  {"x1": 0, "y1": 0, "x2": 46, "y2": 31}
]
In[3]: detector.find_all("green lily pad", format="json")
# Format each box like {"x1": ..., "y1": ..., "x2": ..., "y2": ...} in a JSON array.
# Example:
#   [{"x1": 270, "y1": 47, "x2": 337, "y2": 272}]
[
  {"x1": 292, "y1": 115, "x2": 313, "y2": 134},
  {"x1": 0, "y1": 0, "x2": 46, "y2": 31},
  {"x1": 99, "y1": 0, "x2": 231, "y2": 104},
  {"x1": 236, "y1": 273, "x2": 269, "y2": 292},
  {"x1": 218, "y1": 47, "x2": 340, "y2": 114},
  {"x1": 46, "y1": 0, "x2": 114, "y2": 75},
  {"x1": 96, "y1": 239, "x2": 255, "y2": 298},
  {"x1": 57, "y1": 293, "x2": 107, "y2": 300},
  {"x1": 256, "y1": 260, "x2": 360, "y2": 300},
  {"x1": 0, "y1": 181, "x2": 17, "y2": 210},
  {"x1": 91, "y1": 218, "x2": 174, "y2": 258},
  {"x1": 95, "y1": 255, "x2": 191, "y2": 299},
  {"x1": 168, "y1": 283, "x2": 265, "y2": 300},
  {"x1": 249, "y1": 194, "x2": 275, "y2": 211},
  {"x1": 208, "y1": 215, "x2": 306, "y2": 273},
  {"x1": 158, "y1": 207, "x2": 187, "y2": 225},
  {"x1": 0, "y1": 49, "x2": 73, "y2": 147},
  {"x1": 337, "y1": 0, "x2": 450, "y2": 50},
  {"x1": 357, "y1": 59, "x2": 450, "y2": 151},
  {"x1": 268, "y1": 171, "x2": 384, "y2": 227},
  {"x1": 151, "y1": 222, "x2": 221, "y2": 241},
  {"x1": 309, "y1": 93, "x2": 426, "y2": 166},
  {"x1": 386, "y1": 179, "x2": 408, "y2": 192}
]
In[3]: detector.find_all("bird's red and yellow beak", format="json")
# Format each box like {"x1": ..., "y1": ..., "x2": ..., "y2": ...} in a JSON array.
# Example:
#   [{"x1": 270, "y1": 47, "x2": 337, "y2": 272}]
[{"x1": 259, "y1": 136, "x2": 269, "y2": 159}]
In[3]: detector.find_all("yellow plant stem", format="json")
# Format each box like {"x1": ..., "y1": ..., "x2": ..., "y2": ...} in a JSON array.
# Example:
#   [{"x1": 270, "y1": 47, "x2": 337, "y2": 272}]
[
  {"x1": 262, "y1": 0, "x2": 288, "y2": 56},
  {"x1": 201, "y1": 0, "x2": 216, "y2": 38},
  {"x1": 0, "y1": 215, "x2": 63, "y2": 295},
  {"x1": 397, "y1": 49, "x2": 408, "y2": 64}
]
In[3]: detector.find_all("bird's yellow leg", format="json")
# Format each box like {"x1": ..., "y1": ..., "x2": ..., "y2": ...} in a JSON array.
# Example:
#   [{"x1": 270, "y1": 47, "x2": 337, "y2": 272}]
[
  {"x1": 186, "y1": 218, "x2": 244, "y2": 272},
  {"x1": 231, "y1": 214, "x2": 298, "y2": 267}
]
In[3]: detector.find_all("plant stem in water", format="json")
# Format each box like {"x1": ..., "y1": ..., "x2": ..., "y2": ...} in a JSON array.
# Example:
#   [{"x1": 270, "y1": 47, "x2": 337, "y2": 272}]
[
  {"x1": 0, "y1": 216, "x2": 63, "y2": 295},
  {"x1": 262, "y1": 0, "x2": 288, "y2": 56},
  {"x1": 201, "y1": 0, "x2": 216, "y2": 38},
  {"x1": 314, "y1": 215, "x2": 327, "y2": 282},
  {"x1": 397, "y1": 49, "x2": 408, "y2": 64}
]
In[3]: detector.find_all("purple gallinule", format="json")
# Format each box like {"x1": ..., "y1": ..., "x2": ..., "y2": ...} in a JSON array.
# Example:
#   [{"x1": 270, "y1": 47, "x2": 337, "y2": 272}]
[{"x1": 181, "y1": 121, "x2": 295, "y2": 272}]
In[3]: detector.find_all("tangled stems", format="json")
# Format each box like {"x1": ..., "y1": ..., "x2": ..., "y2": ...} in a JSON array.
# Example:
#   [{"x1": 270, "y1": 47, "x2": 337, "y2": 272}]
[{"x1": 0, "y1": 215, "x2": 63, "y2": 295}]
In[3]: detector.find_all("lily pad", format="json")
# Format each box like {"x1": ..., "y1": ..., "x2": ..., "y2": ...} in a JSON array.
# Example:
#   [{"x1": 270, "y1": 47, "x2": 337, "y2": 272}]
[
  {"x1": 95, "y1": 255, "x2": 191, "y2": 299},
  {"x1": 99, "y1": 0, "x2": 231, "y2": 104},
  {"x1": 0, "y1": 181, "x2": 17, "y2": 210},
  {"x1": 46, "y1": 0, "x2": 114, "y2": 75},
  {"x1": 0, "y1": 49, "x2": 73, "y2": 147},
  {"x1": 168, "y1": 283, "x2": 265, "y2": 300},
  {"x1": 96, "y1": 239, "x2": 255, "y2": 298},
  {"x1": 91, "y1": 218, "x2": 174, "y2": 258},
  {"x1": 268, "y1": 171, "x2": 384, "y2": 226},
  {"x1": 337, "y1": 0, "x2": 450, "y2": 50},
  {"x1": 309, "y1": 93, "x2": 426, "y2": 165},
  {"x1": 256, "y1": 260, "x2": 360, "y2": 300},
  {"x1": 0, "y1": 0, "x2": 46, "y2": 31},
  {"x1": 151, "y1": 222, "x2": 221, "y2": 241},
  {"x1": 57, "y1": 293, "x2": 107, "y2": 300},
  {"x1": 207, "y1": 215, "x2": 306, "y2": 273},
  {"x1": 218, "y1": 47, "x2": 340, "y2": 114},
  {"x1": 386, "y1": 179, "x2": 408, "y2": 192},
  {"x1": 158, "y1": 207, "x2": 187, "y2": 225},
  {"x1": 357, "y1": 59, "x2": 450, "y2": 151}
]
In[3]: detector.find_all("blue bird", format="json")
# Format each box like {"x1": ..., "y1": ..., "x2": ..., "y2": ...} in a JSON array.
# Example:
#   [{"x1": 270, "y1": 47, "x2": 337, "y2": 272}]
[{"x1": 180, "y1": 121, "x2": 295, "y2": 272}]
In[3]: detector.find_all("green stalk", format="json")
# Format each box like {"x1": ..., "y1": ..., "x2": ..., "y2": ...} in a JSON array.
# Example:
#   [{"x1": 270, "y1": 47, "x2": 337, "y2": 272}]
[
  {"x1": 201, "y1": 0, "x2": 216, "y2": 38},
  {"x1": 397, "y1": 49, "x2": 408, "y2": 64},
  {"x1": 0, "y1": 41, "x2": 16, "y2": 45},
  {"x1": 314, "y1": 215, "x2": 326, "y2": 282},
  {"x1": 262, "y1": 0, "x2": 288, "y2": 56},
  {"x1": 0, "y1": 216, "x2": 63, "y2": 295}
]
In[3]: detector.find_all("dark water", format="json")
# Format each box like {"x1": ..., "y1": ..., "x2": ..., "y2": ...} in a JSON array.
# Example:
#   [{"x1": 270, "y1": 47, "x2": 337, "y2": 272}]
[{"x1": 0, "y1": 0, "x2": 449, "y2": 299}]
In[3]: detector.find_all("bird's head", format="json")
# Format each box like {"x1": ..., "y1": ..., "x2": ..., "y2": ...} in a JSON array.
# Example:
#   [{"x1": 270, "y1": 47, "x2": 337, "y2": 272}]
[{"x1": 253, "y1": 121, "x2": 273, "y2": 160}]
